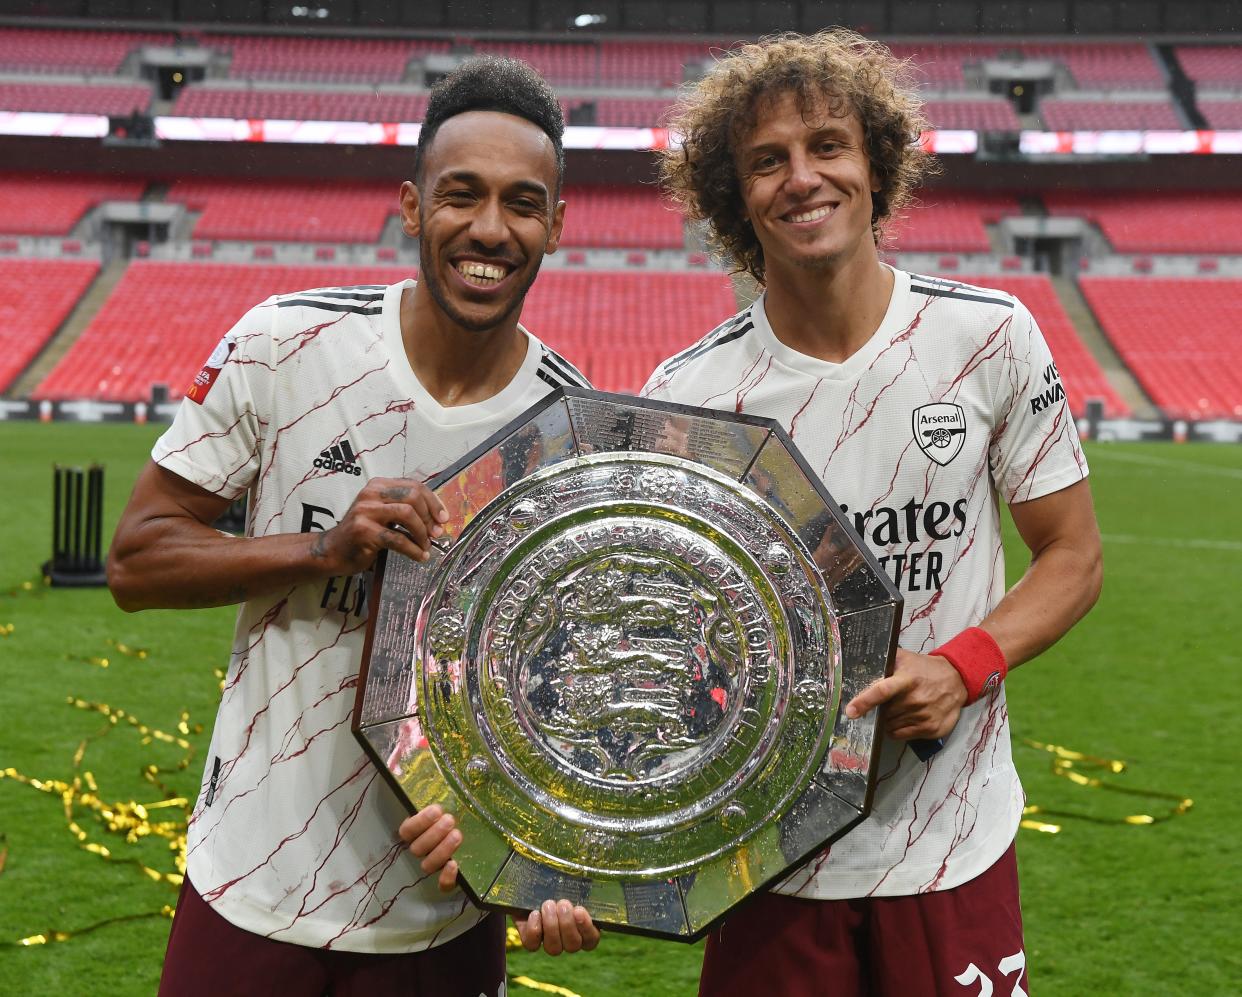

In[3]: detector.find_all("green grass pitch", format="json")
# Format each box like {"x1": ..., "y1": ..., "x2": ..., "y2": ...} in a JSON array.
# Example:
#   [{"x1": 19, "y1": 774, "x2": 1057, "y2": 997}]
[{"x1": 0, "y1": 422, "x2": 1238, "y2": 995}]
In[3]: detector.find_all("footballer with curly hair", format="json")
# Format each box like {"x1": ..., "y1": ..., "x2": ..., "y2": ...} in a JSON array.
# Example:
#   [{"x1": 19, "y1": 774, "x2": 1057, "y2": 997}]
[{"x1": 646, "y1": 30, "x2": 1101, "y2": 995}]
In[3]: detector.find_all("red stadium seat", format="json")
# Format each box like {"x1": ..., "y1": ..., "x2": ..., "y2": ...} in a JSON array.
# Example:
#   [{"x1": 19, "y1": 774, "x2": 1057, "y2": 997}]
[
  {"x1": 0, "y1": 81, "x2": 153, "y2": 115},
  {"x1": 886, "y1": 193, "x2": 1021, "y2": 253},
  {"x1": 34, "y1": 261, "x2": 415, "y2": 402},
  {"x1": 520, "y1": 270, "x2": 738, "y2": 393},
  {"x1": 0, "y1": 258, "x2": 99, "y2": 392},
  {"x1": 558, "y1": 186, "x2": 685, "y2": 250},
  {"x1": 0, "y1": 28, "x2": 172, "y2": 74},
  {"x1": 173, "y1": 87, "x2": 429, "y2": 123},
  {"x1": 1044, "y1": 192, "x2": 1242, "y2": 254},
  {"x1": 0, "y1": 175, "x2": 147, "y2": 236},
  {"x1": 166, "y1": 178, "x2": 397, "y2": 243},
  {"x1": 1078, "y1": 276, "x2": 1242, "y2": 418},
  {"x1": 1039, "y1": 99, "x2": 1182, "y2": 131}
]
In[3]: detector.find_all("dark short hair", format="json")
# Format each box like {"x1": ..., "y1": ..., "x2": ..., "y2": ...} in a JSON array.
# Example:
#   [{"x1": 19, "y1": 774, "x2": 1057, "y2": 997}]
[
  {"x1": 414, "y1": 55, "x2": 565, "y2": 193},
  {"x1": 661, "y1": 30, "x2": 937, "y2": 284}
]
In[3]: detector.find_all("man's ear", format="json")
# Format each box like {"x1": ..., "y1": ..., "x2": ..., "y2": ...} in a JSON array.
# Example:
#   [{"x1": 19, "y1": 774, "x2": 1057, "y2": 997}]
[
  {"x1": 545, "y1": 199, "x2": 567, "y2": 255},
  {"x1": 399, "y1": 180, "x2": 421, "y2": 238}
]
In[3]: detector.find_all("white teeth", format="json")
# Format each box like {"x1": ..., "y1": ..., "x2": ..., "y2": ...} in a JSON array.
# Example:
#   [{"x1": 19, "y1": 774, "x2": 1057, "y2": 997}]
[
  {"x1": 455, "y1": 261, "x2": 508, "y2": 283},
  {"x1": 788, "y1": 205, "x2": 832, "y2": 223}
]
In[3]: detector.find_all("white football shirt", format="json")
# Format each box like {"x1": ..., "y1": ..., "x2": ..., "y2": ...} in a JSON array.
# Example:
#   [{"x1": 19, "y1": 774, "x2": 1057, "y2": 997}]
[
  {"x1": 154, "y1": 279, "x2": 589, "y2": 951},
  {"x1": 643, "y1": 266, "x2": 1087, "y2": 898}
]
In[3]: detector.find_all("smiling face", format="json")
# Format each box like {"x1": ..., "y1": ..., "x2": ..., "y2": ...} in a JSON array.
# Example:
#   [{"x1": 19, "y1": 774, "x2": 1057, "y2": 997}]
[
  {"x1": 735, "y1": 89, "x2": 881, "y2": 282},
  {"x1": 402, "y1": 110, "x2": 565, "y2": 333}
]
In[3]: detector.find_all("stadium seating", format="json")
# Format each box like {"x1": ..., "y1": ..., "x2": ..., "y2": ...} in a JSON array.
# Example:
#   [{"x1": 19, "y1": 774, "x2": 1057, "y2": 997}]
[
  {"x1": 591, "y1": 98, "x2": 676, "y2": 128},
  {"x1": 0, "y1": 81, "x2": 153, "y2": 115},
  {"x1": 0, "y1": 258, "x2": 99, "y2": 393},
  {"x1": 922, "y1": 99, "x2": 1020, "y2": 131},
  {"x1": 1043, "y1": 191, "x2": 1242, "y2": 253},
  {"x1": 1078, "y1": 277, "x2": 1242, "y2": 418},
  {"x1": 886, "y1": 194, "x2": 1021, "y2": 254},
  {"x1": 520, "y1": 270, "x2": 738, "y2": 390},
  {"x1": 887, "y1": 41, "x2": 1163, "y2": 90},
  {"x1": 207, "y1": 34, "x2": 447, "y2": 83},
  {"x1": 0, "y1": 28, "x2": 171, "y2": 74},
  {"x1": 1198, "y1": 100, "x2": 1242, "y2": 130},
  {"x1": 886, "y1": 42, "x2": 994, "y2": 89},
  {"x1": 172, "y1": 86, "x2": 429, "y2": 123},
  {"x1": 1174, "y1": 45, "x2": 1242, "y2": 85},
  {"x1": 558, "y1": 186, "x2": 686, "y2": 249},
  {"x1": 471, "y1": 41, "x2": 598, "y2": 87},
  {"x1": 166, "y1": 179, "x2": 398, "y2": 243},
  {"x1": 1039, "y1": 99, "x2": 1182, "y2": 131},
  {"x1": 0, "y1": 175, "x2": 147, "y2": 236},
  {"x1": 947, "y1": 273, "x2": 1129, "y2": 417},
  {"x1": 34, "y1": 261, "x2": 412, "y2": 401},
  {"x1": 1017, "y1": 43, "x2": 1164, "y2": 88}
]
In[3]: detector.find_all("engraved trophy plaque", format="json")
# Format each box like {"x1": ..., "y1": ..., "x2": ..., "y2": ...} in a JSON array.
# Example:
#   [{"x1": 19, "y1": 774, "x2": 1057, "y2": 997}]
[{"x1": 353, "y1": 388, "x2": 901, "y2": 940}]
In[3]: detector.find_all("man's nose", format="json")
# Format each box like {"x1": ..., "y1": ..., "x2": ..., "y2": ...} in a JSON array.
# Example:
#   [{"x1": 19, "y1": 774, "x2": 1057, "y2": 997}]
[
  {"x1": 469, "y1": 197, "x2": 509, "y2": 246},
  {"x1": 785, "y1": 150, "x2": 821, "y2": 198}
]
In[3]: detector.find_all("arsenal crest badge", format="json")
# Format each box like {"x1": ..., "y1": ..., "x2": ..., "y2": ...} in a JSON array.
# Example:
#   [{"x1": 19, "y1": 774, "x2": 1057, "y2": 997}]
[{"x1": 913, "y1": 403, "x2": 966, "y2": 466}]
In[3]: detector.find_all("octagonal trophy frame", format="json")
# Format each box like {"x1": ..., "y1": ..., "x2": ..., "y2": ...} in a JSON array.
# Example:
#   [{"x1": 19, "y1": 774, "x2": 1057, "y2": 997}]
[{"x1": 353, "y1": 387, "x2": 902, "y2": 942}]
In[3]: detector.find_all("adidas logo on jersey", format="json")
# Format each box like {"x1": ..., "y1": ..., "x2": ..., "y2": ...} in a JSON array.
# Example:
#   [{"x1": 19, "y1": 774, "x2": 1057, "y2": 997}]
[{"x1": 313, "y1": 439, "x2": 363, "y2": 476}]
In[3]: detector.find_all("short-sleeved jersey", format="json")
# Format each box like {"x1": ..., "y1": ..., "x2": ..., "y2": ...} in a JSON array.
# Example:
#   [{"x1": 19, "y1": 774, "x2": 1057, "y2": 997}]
[
  {"x1": 643, "y1": 267, "x2": 1087, "y2": 899},
  {"x1": 153, "y1": 279, "x2": 589, "y2": 952}
]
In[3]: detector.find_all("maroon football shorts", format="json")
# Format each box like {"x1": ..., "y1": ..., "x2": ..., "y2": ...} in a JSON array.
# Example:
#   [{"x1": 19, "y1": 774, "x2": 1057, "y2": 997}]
[
  {"x1": 158, "y1": 874, "x2": 507, "y2": 997},
  {"x1": 699, "y1": 841, "x2": 1028, "y2": 997}
]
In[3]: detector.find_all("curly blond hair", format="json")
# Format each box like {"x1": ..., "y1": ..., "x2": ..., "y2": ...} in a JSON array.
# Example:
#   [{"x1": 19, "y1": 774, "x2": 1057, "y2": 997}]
[{"x1": 660, "y1": 30, "x2": 937, "y2": 284}]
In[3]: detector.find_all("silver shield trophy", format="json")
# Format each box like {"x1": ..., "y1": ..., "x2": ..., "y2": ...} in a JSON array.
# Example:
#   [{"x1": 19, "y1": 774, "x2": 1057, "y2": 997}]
[{"x1": 353, "y1": 388, "x2": 901, "y2": 941}]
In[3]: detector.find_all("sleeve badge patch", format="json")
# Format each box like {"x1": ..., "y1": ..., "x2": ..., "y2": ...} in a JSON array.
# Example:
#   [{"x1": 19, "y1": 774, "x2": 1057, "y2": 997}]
[{"x1": 186, "y1": 335, "x2": 236, "y2": 405}]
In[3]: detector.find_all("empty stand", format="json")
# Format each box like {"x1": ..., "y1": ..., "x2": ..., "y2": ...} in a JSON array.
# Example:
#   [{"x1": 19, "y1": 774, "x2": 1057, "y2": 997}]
[
  {"x1": 1018, "y1": 43, "x2": 1163, "y2": 88},
  {"x1": 0, "y1": 81, "x2": 152, "y2": 115},
  {"x1": 558, "y1": 186, "x2": 685, "y2": 250},
  {"x1": 172, "y1": 87, "x2": 428, "y2": 122},
  {"x1": 923, "y1": 99, "x2": 1020, "y2": 131},
  {"x1": 945, "y1": 273, "x2": 1129, "y2": 417},
  {"x1": 1198, "y1": 100, "x2": 1242, "y2": 130},
  {"x1": 0, "y1": 175, "x2": 147, "y2": 236},
  {"x1": 471, "y1": 41, "x2": 597, "y2": 87},
  {"x1": 1078, "y1": 277, "x2": 1242, "y2": 418},
  {"x1": 0, "y1": 258, "x2": 99, "y2": 392},
  {"x1": 166, "y1": 179, "x2": 397, "y2": 243},
  {"x1": 1039, "y1": 98, "x2": 1182, "y2": 131},
  {"x1": 886, "y1": 42, "x2": 996, "y2": 89},
  {"x1": 1043, "y1": 192, "x2": 1242, "y2": 253},
  {"x1": 886, "y1": 194, "x2": 1021, "y2": 254},
  {"x1": 207, "y1": 34, "x2": 447, "y2": 83},
  {"x1": 591, "y1": 98, "x2": 675, "y2": 127},
  {"x1": 521, "y1": 269, "x2": 736, "y2": 391},
  {"x1": 1174, "y1": 45, "x2": 1242, "y2": 85},
  {"x1": 0, "y1": 28, "x2": 170, "y2": 74},
  {"x1": 34, "y1": 262, "x2": 412, "y2": 402}
]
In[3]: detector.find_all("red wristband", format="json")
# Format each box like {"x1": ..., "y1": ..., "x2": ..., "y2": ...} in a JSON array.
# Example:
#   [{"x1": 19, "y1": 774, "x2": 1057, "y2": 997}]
[{"x1": 931, "y1": 627, "x2": 1007, "y2": 705}]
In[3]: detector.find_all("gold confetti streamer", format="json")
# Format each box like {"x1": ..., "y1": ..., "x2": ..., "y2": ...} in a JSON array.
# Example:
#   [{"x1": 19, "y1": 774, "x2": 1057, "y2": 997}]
[
  {"x1": 1, "y1": 674, "x2": 201, "y2": 945},
  {"x1": 1019, "y1": 738, "x2": 1193, "y2": 832},
  {"x1": 106, "y1": 638, "x2": 150, "y2": 659},
  {"x1": 511, "y1": 977, "x2": 584, "y2": 997}
]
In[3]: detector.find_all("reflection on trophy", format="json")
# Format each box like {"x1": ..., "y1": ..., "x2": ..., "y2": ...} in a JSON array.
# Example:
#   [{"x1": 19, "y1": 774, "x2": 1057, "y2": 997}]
[{"x1": 354, "y1": 388, "x2": 901, "y2": 940}]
